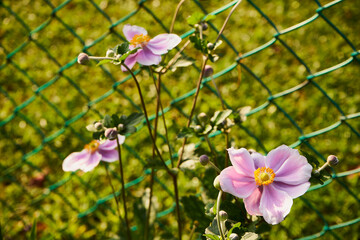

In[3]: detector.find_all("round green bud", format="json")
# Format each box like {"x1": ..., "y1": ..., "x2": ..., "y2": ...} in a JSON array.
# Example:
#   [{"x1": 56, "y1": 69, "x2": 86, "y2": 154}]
[
  {"x1": 94, "y1": 122, "x2": 103, "y2": 131},
  {"x1": 199, "y1": 155, "x2": 209, "y2": 166},
  {"x1": 201, "y1": 22, "x2": 208, "y2": 30},
  {"x1": 77, "y1": 53, "x2": 89, "y2": 65},
  {"x1": 204, "y1": 65, "x2": 214, "y2": 78},
  {"x1": 213, "y1": 175, "x2": 221, "y2": 190},
  {"x1": 194, "y1": 125, "x2": 203, "y2": 133},
  {"x1": 117, "y1": 123, "x2": 125, "y2": 131},
  {"x1": 198, "y1": 112, "x2": 208, "y2": 124},
  {"x1": 207, "y1": 42, "x2": 214, "y2": 50},
  {"x1": 219, "y1": 210, "x2": 228, "y2": 221},
  {"x1": 229, "y1": 233, "x2": 239, "y2": 240}
]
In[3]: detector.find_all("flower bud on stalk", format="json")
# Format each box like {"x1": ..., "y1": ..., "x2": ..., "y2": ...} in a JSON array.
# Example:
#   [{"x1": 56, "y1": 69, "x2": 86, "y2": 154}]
[
  {"x1": 94, "y1": 122, "x2": 103, "y2": 131},
  {"x1": 117, "y1": 123, "x2": 125, "y2": 131},
  {"x1": 327, "y1": 155, "x2": 339, "y2": 166},
  {"x1": 213, "y1": 175, "x2": 221, "y2": 190},
  {"x1": 105, "y1": 127, "x2": 118, "y2": 140},
  {"x1": 204, "y1": 65, "x2": 214, "y2": 78},
  {"x1": 207, "y1": 42, "x2": 214, "y2": 50},
  {"x1": 198, "y1": 112, "x2": 208, "y2": 125},
  {"x1": 199, "y1": 155, "x2": 209, "y2": 166},
  {"x1": 219, "y1": 210, "x2": 228, "y2": 221},
  {"x1": 229, "y1": 233, "x2": 239, "y2": 240},
  {"x1": 201, "y1": 22, "x2": 208, "y2": 30},
  {"x1": 77, "y1": 53, "x2": 89, "y2": 65}
]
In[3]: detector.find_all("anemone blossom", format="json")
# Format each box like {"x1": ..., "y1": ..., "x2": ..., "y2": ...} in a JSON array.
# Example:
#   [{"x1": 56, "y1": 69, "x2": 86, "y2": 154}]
[
  {"x1": 121, "y1": 24, "x2": 181, "y2": 71},
  {"x1": 62, "y1": 135, "x2": 125, "y2": 172},
  {"x1": 219, "y1": 145, "x2": 312, "y2": 224}
]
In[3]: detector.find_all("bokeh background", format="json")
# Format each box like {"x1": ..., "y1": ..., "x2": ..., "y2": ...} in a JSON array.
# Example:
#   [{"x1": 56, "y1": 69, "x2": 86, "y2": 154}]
[{"x1": 1, "y1": 0, "x2": 359, "y2": 239}]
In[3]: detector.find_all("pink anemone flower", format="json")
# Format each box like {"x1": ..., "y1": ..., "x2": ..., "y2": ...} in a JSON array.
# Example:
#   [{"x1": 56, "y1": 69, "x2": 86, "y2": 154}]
[
  {"x1": 62, "y1": 135, "x2": 125, "y2": 172},
  {"x1": 121, "y1": 24, "x2": 181, "y2": 71},
  {"x1": 219, "y1": 145, "x2": 312, "y2": 225}
]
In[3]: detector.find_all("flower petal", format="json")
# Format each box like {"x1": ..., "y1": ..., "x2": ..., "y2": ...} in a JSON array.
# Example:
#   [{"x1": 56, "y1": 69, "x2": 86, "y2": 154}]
[
  {"x1": 121, "y1": 52, "x2": 138, "y2": 71},
  {"x1": 259, "y1": 184, "x2": 293, "y2": 225},
  {"x1": 273, "y1": 153, "x2": 312, "y2": 185},
  {"x1": 227, "y1": 147, "x2": 255, "y2": 177},
  {"x1": 272, "y1": 181, "x2": 310, "y2": 199},
  {"x1": 251, "y1": 152, "x2": 266, "y2": 169},
  {"x1": 244, "y1": 187, "x2": 263, "y2": 216},
  {"x1": 62, "y1": 150, "x2": 89, "y2": 172},
  {"x1": 219, "y1": 167, "x2": 257, "y2": 199},
  {"x1": 146, "y1": 34, "x2": 181, "y2": 55},
  {"x1": 266, "y1": 145, "x2": 299, "y2": 172},
  {"x1": 123, "y1": 24, "x2": 147, "y2": 41},
  {"x1": 136, "y1": 47, "x2": 162, "y2": 66},
  {"x1": 117, "y1": 134, "x2": 126, "y2": 145},
  {"x1": 99, "y1": 149, "x2": 118, "y2": 162},
  {"x1": 99, "y1": 139, "x2": 117, "y2": 150},
  {"x1": 80, "y1": 152, "x2": 102, "y2": 172}
]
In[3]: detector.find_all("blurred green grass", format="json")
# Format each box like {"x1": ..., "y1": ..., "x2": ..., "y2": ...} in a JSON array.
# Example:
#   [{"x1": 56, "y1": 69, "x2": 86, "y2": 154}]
[{"x1": 1, "y1": 0, "x2": 359, "y2": 239}]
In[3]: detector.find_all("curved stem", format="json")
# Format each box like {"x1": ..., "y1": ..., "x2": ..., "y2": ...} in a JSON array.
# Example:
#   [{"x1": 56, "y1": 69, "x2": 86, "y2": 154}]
[
  {"x1": 116, "y1": 136, "x2": 132, "y2": 240},
  {"x1": 170, "y1": 0, "x2": 186, "y2": 33},
  {"x1": 216, "y1": 190, "x2": 226, "y2": 240}
]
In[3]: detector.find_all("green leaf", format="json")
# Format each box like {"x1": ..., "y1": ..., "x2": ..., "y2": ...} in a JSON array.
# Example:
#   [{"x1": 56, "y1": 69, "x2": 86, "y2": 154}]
[
  {"x1": 30, "y1": 219, "x2": 37, "y2": 240},
  {"x1": 103, "y1": 114, "x2": 113, "y2": 128},
  {"x1": 96, "y1": 59, "x2": 112, "y2": 66},
  {"x1": 203, "y1": 234, "x2": 220, "y2": 240},
  {"x1": 114, "y1": 42, "x2": 130, "y2": 55},
  {"x1": 189, "y1": 35, "x2": 208, "y2": 54},
  {"x1": 122, "y1": 125, "x2": 137, "y2": 135},
  {"x1": 205, "y1": 218, "x2": 220, "y2": 236},
  {"x1": 203, "y1": 124, "x2": 213, "y2": 135},
  {"x1": 187, "y1": 12, "x2": 204, "y2": 25},
  {"x1": 210, "y1": 109, "x2": 233, "y2": 126},
  {"x1": 241, "y1": 232, "x2": 259, "y2": 240},
  {"x1": 111, "y1": 114, "x2": 121, "y2": 126},
  {"x1": 227, "y1": 222, "x2": 241, "y2": 238},
  {"x1": 125, "y1": 112, "x2": 144, "y2": 126},
  {"x1": 177, "y1": 127, "x2": 195, "y2": 138},
  {"x1": 170, "y1": 57, "x2": 195, "y2": 72},
  {"x1": 180, "y1": 195, "x2": 211, "y2": 232},
  {"x1": 119, "y1": 47, "x2": 141, "y2": 61},
  {"x1": 92, "y1": 131, "x2": 103, "y2": 140},
  {"x1": 204, "y1": 14, "x2": 216, "y2": 22}
]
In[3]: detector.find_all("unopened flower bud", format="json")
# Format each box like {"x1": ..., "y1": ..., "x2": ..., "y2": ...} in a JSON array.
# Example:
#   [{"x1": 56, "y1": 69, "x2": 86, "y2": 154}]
[
  {"x1": 170, "y1": 168, "x2": 179, "y2": 176},
  {"x1": 229, "y1": 233, "x2": 239, "y2": 240},
  {"x1": 201, "y1": 22, "x2": 208, "y2": 30},
  {"x1": 219, "y1": 210, "x2": 228, "y2": 221},
  {"x1": 105, "y1": 127, "x2": 118, "y2": 140},
  {"x1": 117, "y1": 123, "x2": 125, "y2": 131},
  {"x1": 94, "y1": 122, "x2": 103, "y2": 131},
  {"x1": 207, "y1": 42, "x2": 214, "y2": 50},
  {"x1": 213, "y1": 175, "x2": 221, "y2": 190},
  {"x1": 327, "y1": 155, "x2": 339, "y2": 166},
  {"x1": 204, "y1": 65, "x2": 214, "y2": 78},
  {"x1": 77, "y1": 53, "x2": 89, "y2": 65},
  {"x1": 194, "y1": 125, "x2": 203, "y2": 133},
  {"x1": 198, "y1": 112, "x2": 208, "y2": 124},
  {"x1": 199, "y1": 155, "x2": 209, "y2": 166}
]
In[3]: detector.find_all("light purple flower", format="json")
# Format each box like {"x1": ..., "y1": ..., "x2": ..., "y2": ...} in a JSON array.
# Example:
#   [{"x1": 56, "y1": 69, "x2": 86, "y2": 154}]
[
  {"x1": 219, "y1": 145, "x2": 312, "y2": 225},
  {"x1": 121, "y1": 24, "x2": 181, "y2": 71},
  {"x1": 62, "y1": 135, "x2": 125, "y2": 172}
]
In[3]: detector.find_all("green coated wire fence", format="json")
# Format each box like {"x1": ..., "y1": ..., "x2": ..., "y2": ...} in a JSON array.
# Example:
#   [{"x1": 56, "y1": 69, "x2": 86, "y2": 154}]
[{"x1": 1, "y1": 0, "x2": 359, "y2": 239}]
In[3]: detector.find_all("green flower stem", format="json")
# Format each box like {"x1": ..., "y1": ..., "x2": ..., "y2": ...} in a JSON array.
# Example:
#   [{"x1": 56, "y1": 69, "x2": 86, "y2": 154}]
[
  {"x1": 116, "y1": 136, "x2": 132, "y2": 240},
  {"x1": 208, "y1": 160, "x2": 221, "y2": 174},
  {"x1": 144, "y1": 169, "x2": 155, "y2": 240},
  {"x1": 104, "y1": 164, "x2": 123, "y2": 225},
  {"x1": 211, "y1": 75, "x2": 226, "y2": 110},
  {"x1": 205, "y1": 135, "x2": 218, "y2": 166},
  {"x1": 216, "y1": 190, "x2": 226, "y2": 240},
  {"x1": 170, "y1": 0, "x2": 186, "y2": 33}
]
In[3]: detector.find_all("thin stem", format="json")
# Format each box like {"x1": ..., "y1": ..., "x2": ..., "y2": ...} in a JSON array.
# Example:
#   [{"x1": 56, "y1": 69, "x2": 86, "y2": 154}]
[
  {"x1": 208, "y1": 161, "x2": 221, "y2": 174},
  {"x1": 104, "y1": 164, "x2": 123, "y2": 225},
  {"x1": 216, "y1": 190, "x2": 226, "y2": 240},
  {"x1": 116, "y1": 136, "x2": 132, "y2": 240},
  {"x1": 211, "y1": 75, "x2": 226, "y2": 109},
  {"x1": 144, "y1": 170, "x2": 155, "y2": 240},
  {"x1": 205, "y1": 135, "x2": 218, "y2": 166},
  {"x1": 170, "y1": 0, "x2": 186, "y2": 33},
  {"x1": 88, "y1": 56, "x2": 117, "y2": 61},
  {"x1": 188, "y1": 223, "x2": 197, "y2": 240},
  {"x1": 172, "y1": 175, "x2": 182, "y2": 240},
  {"x1": 161, "y1": 40, "x2": 191, "y2": 74}
]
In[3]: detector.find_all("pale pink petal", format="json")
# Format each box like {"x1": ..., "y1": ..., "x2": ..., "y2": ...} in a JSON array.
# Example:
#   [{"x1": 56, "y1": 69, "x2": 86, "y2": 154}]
[
  {"x1": 266, "y1": 145, "x2": 299, "y2": 172},
  {"x1": 244, "y1": 187, "x2": 263, "y2": 216},
  {"x1": 251, "y1": 152, "x2": 266, "y2": 169},
  {"x1": 272, "y1": 181, "x2": 310, "y2": 199},
  {"x1": 136, "y1": 47, "x2": 162, "y2": 66},
  {"x1": 117, "y1": 134, "x2": 126, "y2": 145},
  {"x1": 80, "y1": 152, "x2": 102, "y2": 172},
  {"x1": 259, "y1": 184, "x2": 293, "y2": 225},
  {"x1": 146, "y1": 34, "x2": 181, "y2": 55},
  {"x1": 121, "y1": 52, "x2": 139, "y2": 71},
  {"x1": 62, "y1": 150, "x2": 89, "y2": 172},
  {"x1": 99, "y1": 149, "x2": 118, "y2": 162},
  {"x1": 98, "y1": 139, "x2": 117, "y2": 150},
  {"x1": 123, "y1": 24, "x2": 147, "y2": 41},
  {"x1": 227, "y1": 147, "x2": 255, "y2": 177},
  {"x1": 219, "y1": 167, "x2": 257, "y2": 199},
  {"x1": 274, "y1": 153, "x2": 312, "y2": 185}
]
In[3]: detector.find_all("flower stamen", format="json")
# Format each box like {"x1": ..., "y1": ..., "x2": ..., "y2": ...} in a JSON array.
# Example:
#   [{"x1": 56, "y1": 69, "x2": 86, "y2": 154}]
[
  {"x1": 254, "y1": 167, "x2": 275, "y2": 186},
  {"x1": 130, "y1": 34, "x2": 151, "y2": 47},
  {"x1": 84, "y1": 140, "x2": 100, "y2": 153}
]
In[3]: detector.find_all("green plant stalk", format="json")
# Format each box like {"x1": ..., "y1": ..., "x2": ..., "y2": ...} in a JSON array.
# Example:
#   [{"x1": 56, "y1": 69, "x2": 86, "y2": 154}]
[
  {"x1": 170, "y1": 0, "x2": 186, "y2": 33},
  {"x1": 216, "y1": 190, "x2": 226, "y2": 240},
  {"x1": 116, "y1": 136, "x2": 132, "y2": 240},
  {"x1": 104, "y1": 164, "x2": 124, "y2": 225},
  {"x1": 205, "y1": 135, "x2": 218, "y2": 166}
]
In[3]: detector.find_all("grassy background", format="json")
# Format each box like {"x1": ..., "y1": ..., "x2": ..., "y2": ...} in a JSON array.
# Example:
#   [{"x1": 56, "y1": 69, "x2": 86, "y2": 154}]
[{"x1": 1, "y1": 0, "x2": 359, "y2": 239}]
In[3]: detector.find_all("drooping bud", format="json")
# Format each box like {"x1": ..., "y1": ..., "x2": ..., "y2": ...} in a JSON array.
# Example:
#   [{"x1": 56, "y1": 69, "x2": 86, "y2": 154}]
[
  {"x1": 77, "y1": 53, "x2": 89, "y2": 65},
  {"x1": 201, "y1": 22, "x2": 208, "y2": 30},
  {"x1": 327, "y1": 155, "x2": 339, "y2": 166},
  {"x1": 105, "y1": 127, "x2": 118, "y2": 140},
  {"x1": 198, "y1": 112, "x2": 208, "y2": 125},
  {"x1": 207, "y1": 42, "x2": 214, "y2": 50},
  {"x1": 204, "y1": 65, "x2": 214, "y2": 78},
  {"x1": 213, "y1": 175, "x2": 221, "y2": 190},
  {"x1": 199, "y1": 155, "x2": 209, "y2": 166},
  {"x1": 94, "y1": 122, "x2": 103, "y2": 131},
  {"x1": 219, "y1": 210, "x2": 228, "y2": 221},
  {"x1": 229, "y1": 233, "x2": 239, "y2": 240}
]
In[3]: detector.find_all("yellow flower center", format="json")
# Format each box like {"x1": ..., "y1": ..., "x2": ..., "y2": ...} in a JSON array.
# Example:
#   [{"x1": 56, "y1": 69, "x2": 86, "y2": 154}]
[
  {"x1": 84, "y1": 140, "x2": 100, "y2": 153},
  {"x1": 254, "y1": 167, "x2": 275, "y2": 186},
  {"x1": 130, "y1": 34, "x2": 151, "y2": 47}
]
